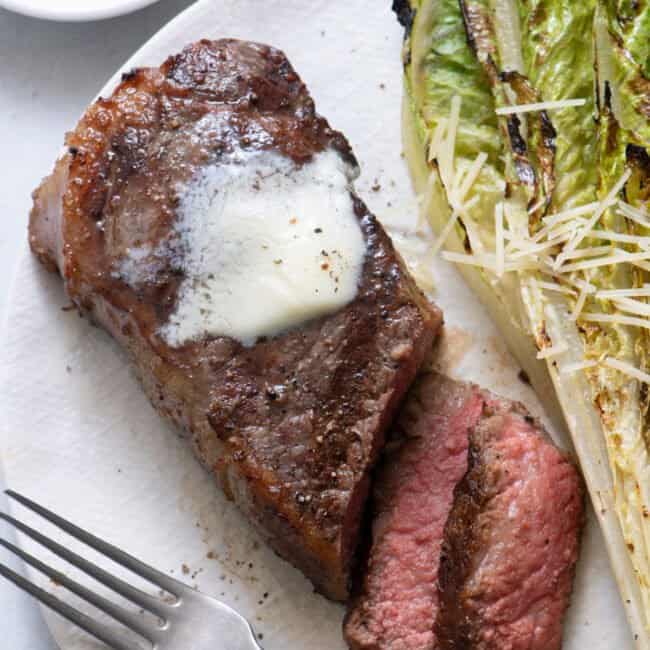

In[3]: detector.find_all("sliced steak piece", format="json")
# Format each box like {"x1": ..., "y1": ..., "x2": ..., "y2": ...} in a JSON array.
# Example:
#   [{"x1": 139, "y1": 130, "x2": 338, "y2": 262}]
[
  {"x1": 28, "y1": 39, "x2": 441, "y2": 601},
  {"x1": 344, "y1": 374, "x2": 483, "y2": 649},
  {"x1": 436, "y1": 396, "x2": 584, "y2": 650},
  {"x1": 344, "y1": 373, "x2": 583, "y2": 648}
]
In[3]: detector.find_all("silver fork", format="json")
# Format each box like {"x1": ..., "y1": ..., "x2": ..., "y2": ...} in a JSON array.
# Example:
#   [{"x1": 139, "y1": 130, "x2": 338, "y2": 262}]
[{"x1": 0, "y1": 490, "x2": 263, "y2": 650}]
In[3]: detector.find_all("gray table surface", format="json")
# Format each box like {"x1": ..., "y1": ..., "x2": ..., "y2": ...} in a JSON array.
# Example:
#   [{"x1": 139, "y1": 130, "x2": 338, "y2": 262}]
[{"x1": 0, "y1": 2, "x2": 194, "y2": 646}]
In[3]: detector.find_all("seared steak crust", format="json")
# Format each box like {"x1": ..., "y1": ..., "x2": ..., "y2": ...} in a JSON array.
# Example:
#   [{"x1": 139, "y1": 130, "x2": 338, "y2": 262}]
[{"x1": 29, "y1": 39, "x2": 441, "y2": 600}]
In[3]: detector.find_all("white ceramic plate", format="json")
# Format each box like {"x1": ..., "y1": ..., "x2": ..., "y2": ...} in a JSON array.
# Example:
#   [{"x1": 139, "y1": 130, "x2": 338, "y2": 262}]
[
  {"x1": 0, "y1": 0, "x2": 161, "y2": 22},
  {"x1": 0, "y1": 0, "x2": 634, "y2": 647}
]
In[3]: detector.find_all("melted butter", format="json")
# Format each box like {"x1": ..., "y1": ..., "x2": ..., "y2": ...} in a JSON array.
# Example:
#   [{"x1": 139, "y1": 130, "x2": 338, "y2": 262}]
[{"x1": 160, "y1": 149, "x2": 366, "y2": 346}]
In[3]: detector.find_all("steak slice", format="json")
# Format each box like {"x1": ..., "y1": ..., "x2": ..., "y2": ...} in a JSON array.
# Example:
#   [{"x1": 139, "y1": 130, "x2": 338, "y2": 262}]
[
  {"x1": 28, "y1": 39, "x2": 441, "y2": 601},
  {"x1": 436, "y1": 395, "x2": 584, "y2": 650},
  {"x1": 344, "y1": 373, "x2": 483, "y2": 649},
  {"x1": 344, "y1": 373, "x2": 583, "y2": 648}
]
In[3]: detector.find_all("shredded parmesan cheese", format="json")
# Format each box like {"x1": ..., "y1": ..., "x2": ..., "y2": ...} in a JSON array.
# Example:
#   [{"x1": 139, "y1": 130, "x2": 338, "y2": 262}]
[
  {"x1": 495, "y1": 202, "x2": 505, "y2": 277},
  {"x1": 537, "y1": 343, "x2": 569, "y2": 359},
  {"x1": 431, "y1": 210, "x2": 460, "y2": 255},
  {"x1": 509, "y1": 236, "x2": 569, "y2": 259},
  {"x1": 560, "y1": 357, "x2": 650, "y2": 385},
  {"x1": 542, "y1": 202, "x2": 600, "y2": 228},
  {"x1": 584, "y1": 230, "x2": 650, "y2": 247},
  {"x1": 441, "y1": 251, "x2": 541, "y2": 273},
  {"x1": 616, "y1": 250, "x2": 650, "y2": 274},
  {"x1": 441, "y1": 251, "x2": 493, "y2": 268},
  {"x1": 428, "y1": 119, "x2": 448, "y2": 163},
  {"x1": 504, "y1": 260, "x2": 546, "y2": 272},
  {"x1": 618, "y1": 201, "x2": 650, "y2": 228},
  {"x1": 439, "y1": 96, "x2": 461, "y2": 193},
  {"x1": 561, "y1": 360, "x2": 599, "y2": 374},
  {"x1": 538, "y1": 281, "x2": 577, "y2": 297},
  {"x1": 557, "y1": 249, "x2": 650, "y2": 273},
  {"x1": 418, "y1": 170, "x2": 439, "y2": 232},
  {"x1": 447, "y1": 96, "x2": 461, "y2": 153},
  {"x1": 580, "y1": 312, "x2": 650, "y2": 331},
  {"x1": 571, "y1": 281, "x2": 595, "y2": 321},
  {"x1": 496, "y1": 98, "x2": 587, "y2": 115},
  {"x1": 559, "y1": 245, "x2": 613, "y2": 261},
  {"x1": 457, "y1": 152, "x2": 488, "y2": 203},
  {"x1": 612, "y1": 297, "x2": 650, "y2": 318},
  {"x1": 603, "y1": 358, "x2": 650, "y2": 385},
  {"x1": 535, "y1": 218, "x2": 588, "y2": 245},
  {"x1": 596, "y1": 287, "x2": 650, "y2": 299},
  {"x1": 555, "y1": 170, "x2": 632, "y2": 268},
  {"x1": 573, "y1": 278, "x2": 597, "y2": 292},
  {"x1": 451, "y1": 165, "x2": 467, "y2": 200}
]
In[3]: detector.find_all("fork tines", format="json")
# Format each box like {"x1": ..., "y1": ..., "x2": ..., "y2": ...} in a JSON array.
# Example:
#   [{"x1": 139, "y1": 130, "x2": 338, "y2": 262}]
[{"x1": 0, "y1": 490, "x2": 177, "y2": 650}]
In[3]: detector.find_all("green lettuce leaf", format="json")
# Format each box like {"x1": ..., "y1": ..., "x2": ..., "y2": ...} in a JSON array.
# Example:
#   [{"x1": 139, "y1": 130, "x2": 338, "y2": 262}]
[
  {"x1": 406, "y1": 0, "x2": 505, "y2": 250},
  {"x1": 519, "y1": 0, "x2": 599, "y2": 213},
  {"x1": 460, "y1": 0, "x2": 554, "y2": 225},
  {"x1": 596, "y1": 0, "x2": 650, "y2": 146}
]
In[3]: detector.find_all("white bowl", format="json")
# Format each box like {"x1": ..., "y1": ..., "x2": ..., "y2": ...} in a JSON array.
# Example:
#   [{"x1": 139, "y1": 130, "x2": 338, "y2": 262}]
[{"x1": 0, "y1": 0, "x2": 161, "y2": 21}]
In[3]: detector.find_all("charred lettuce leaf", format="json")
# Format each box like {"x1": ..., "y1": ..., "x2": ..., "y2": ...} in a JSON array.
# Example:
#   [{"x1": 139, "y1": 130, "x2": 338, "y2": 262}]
[
  {"x1": 596, "y1": 0, "x2": 650, "y2": 145},
  {"x1": 404, "y1": 0, "x2": 507, "y2": 271},
  {"x1": 519, "y1": 0, "x2": 599, "y2": 214},
  {"x1": 460, "y1": 0, "x2": 555, "y2": 226}
]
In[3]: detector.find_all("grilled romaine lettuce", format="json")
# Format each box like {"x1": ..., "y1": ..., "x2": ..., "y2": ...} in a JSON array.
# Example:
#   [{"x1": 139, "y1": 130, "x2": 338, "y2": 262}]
[
  {"x1": 519, "y1": 0, "x2": 599, "y2": 214},
  {"x1": 399, "y1": 0, "x2": 650, "y2": 643}
]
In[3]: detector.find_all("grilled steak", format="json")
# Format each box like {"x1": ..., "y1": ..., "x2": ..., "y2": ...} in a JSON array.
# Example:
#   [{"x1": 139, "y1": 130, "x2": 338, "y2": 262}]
[
  {"x1": 28, "y1": 39, "x2": 441, "y2": 601},
  {"x1": 345, "y1": 373, "x2": 583, "y2": 648}
]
